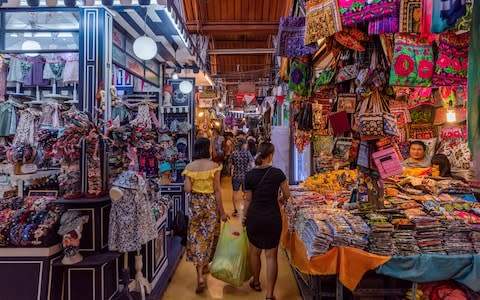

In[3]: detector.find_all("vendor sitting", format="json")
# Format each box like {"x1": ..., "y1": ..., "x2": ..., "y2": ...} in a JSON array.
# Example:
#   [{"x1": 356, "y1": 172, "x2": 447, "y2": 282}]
[{"x1": 402, "y1": 141, "x2": 431, "y2": 168}]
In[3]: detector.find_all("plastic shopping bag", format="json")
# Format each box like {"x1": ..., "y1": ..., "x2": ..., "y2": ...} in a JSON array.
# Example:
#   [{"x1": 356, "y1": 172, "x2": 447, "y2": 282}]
[{"x1": 210, "y1": 222, "x2": 251, "y2": 287}]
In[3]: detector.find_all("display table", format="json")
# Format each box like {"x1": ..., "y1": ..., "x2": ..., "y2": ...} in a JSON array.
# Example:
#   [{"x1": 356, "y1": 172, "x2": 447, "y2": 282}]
[{"x1": 0, "y1": 244, "x2": 63, "y2": 300}]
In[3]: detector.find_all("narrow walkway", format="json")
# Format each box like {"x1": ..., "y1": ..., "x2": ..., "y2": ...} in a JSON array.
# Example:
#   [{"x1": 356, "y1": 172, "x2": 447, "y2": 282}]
[{"x1": 162, "y1": 177, "x2": 302, "y2": 300}]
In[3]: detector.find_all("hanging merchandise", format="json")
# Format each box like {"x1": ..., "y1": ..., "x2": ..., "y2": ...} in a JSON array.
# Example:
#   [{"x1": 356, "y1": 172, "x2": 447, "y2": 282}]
[
  {"x1": 399, "y1": 0, "x2": 422, "y2": 33},
  {"x1": 329, "y1": 111, "x2": 350, "y2": 135},
  {"x1": 23, "y1": 55, "x2": 49, "y2": 86},
  {"x1": 368, "y1": 16, "x2": 400, "y2": 35},
  {"x1": 0, "y1": 55, "x2": 6, "y2": 102},
  {"x1": 338, "y1": 0, "x2": 400, "y2": 26},
  {"x1": 288, "y1": 60, "x2": 310, "y2": 96},
  {"x1": 278, "y1": 17, "x2": 318, "y2": 57},
  {"x1": 389, "y1": 34, "x2": 434, "y2": 87},
  {"x1": 433, "y1": 32, "x2": 470, "y2": 86},
  {"x1": 304, "y1": 0, "x2": 343, "y2": 45},
  {"x1": 108, "y1": 171, "x2": 157, "y2": 253},
  {"x1": 334, "y1": 28, "x2": 368, "y2": 52},
  {"x1": 358, "y1": 90, "x2": 394, "y2": 140},
  {"x1": 407, "y1": 88, "x2": 434, "y2": 109}
]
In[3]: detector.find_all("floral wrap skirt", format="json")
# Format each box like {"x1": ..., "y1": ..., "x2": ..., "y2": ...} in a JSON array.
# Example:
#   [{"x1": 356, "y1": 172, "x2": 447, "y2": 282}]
[{"x1": 186, "y1": 193, "x2": 220, "y2": 267}]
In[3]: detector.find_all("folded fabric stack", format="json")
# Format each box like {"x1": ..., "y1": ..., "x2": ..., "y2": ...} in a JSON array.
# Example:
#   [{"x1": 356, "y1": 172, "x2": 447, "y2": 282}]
[
  {"x1": 366, "y1": 214, "x2": 395, "y2": 256},
  {"x1": 301, "y1": 217, "x2": 334, "y2": 259},
  {"x1": 443, "y1": 221, "x2": 474, "y2": 255},
  {"x1": 469, "y1": 230, "x2": 480, "y2": 254},
  {"x1": 413, "y1": 217, "x2": 446, "y2": 254},
  {"x1": 393, "y1": 230, "x2": 420, "y2": 256},
  {"x1": 330, "y1": 214, "x2": 369, "y2": 250}
]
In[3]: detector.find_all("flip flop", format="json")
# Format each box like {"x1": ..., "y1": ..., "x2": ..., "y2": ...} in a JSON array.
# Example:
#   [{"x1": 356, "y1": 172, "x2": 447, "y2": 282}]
[{"x1": 249, "y1": 280, "x2": 262, "y2": 292}]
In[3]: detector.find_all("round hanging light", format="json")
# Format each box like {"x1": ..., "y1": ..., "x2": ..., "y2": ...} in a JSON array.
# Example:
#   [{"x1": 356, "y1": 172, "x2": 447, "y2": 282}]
[
  {"x1": 179, "y1": 80, "x2": 193, "y2": 94},
  {"x1": 22, "y1": 40, "x2": 41, "y2": 57},
  {"x1": 133, "y1": 36, "x2": 157, "y2": 61}
]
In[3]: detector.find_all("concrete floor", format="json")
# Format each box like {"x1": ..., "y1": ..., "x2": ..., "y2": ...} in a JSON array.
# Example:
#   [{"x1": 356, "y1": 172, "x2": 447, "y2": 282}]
[{"x1": 162, "y1": 177, "x2": 302, "y2": 300}]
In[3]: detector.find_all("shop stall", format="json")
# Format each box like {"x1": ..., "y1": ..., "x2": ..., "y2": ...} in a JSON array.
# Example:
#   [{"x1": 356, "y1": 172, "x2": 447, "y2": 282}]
[
  {"x1": 279, "y1": 0, "x2": 480, "y2": 298},
  {"x1": 0, "y1": 1, "x2": 204, "y2": 299}
]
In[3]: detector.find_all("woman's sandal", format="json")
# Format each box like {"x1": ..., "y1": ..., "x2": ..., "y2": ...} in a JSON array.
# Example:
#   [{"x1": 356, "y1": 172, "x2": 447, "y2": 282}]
[
  {"x1": 249, "y1": 280, "x2": 262, "y2": 292},
  {"x1": 265, "y1": 297, "x2": 276, "y2": 300},
  {"x1": 195, "y1": 281, "x2": 206, "y2": 294}
]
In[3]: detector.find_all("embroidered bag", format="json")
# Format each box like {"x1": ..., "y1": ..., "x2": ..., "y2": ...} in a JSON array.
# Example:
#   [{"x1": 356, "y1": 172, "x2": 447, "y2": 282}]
[
  {"x1": 338, "y1": 0, "x2": 400, "y2": 26},
  {"x1": 383, "y1": 112, "x2": 399, "y2": 136},
  {"x1": 337, "y1": 93, "x2": 357, "y2": 113},
  {"x1": 288, "y1": 60, "x2": 310, "y2": 96},
  {"x1": 433, "y1": 32, "x2": 470, "y2": 86},
  {"x1": 368, "y1": 16, "x2": 400, "y2": 35},
  {"x1": 389, "y1": 33, "x2": 434, "y2": 87},
  {"x1": 304, "y1": 0, "x2": 343, "y2": 45},
  {"x1": 335, "y1": 64, "x2": 358, "y2": 83},
  {"x1": 407, "y1": 88, "x2": 434, "y2": 109},
  {"x1": 278, "y1": 17, "x2": 318, "y2": 57},
  {"x1": 359, "y1": 90, "x2": 390, "y2": 140},
  {"x1": 399, "y1": 0, "x2": 422, "y2": 33}
]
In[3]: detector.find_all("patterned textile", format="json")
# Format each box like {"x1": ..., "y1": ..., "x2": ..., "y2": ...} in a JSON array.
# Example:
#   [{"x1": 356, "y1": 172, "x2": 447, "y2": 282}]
[
  {"x1": 109, "y1": 172, "x2": 157, "y2": 253},
  {"x1": 399, "y1": 0, "x2": 422, "y2": 32},
  {"x1": 389, "y1": 33, "x2": 434, "y2": 87},
  {"x1": 368, "y1": 16, "x2": 399, "y2": 34},
  {"x1": 288, "y1": 60, "x2": 310, "y2": 96},
  {"x1": 229, "y1": 149, "x2": 253, "y2": 181},
  {"x1": 338, "y1": 0, "x2": 400, "y2": 26},
  {"x1": 278, "y1": 17, "x2": 318, "y2": 57},
  {"x1": 304, "y1": 0, "x2": 342, "y2": 45},
  {"x1": 186, "y1": 193, "x2": 220, "y2": 267},
  {"x1": 440, "y1": 0, "x2": 467, "y2": 26},
  {"x1": 438, "y1": 140, "x2": 472, "y2": 169},
  {"x1": 433, "y1": 32, "x2": 470, "y2": 86}
]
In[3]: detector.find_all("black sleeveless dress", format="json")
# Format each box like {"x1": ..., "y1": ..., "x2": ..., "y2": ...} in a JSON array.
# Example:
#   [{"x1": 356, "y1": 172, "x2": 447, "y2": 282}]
[{"x1": 244, "y1": 167, "x2": 287, "y2": 249}]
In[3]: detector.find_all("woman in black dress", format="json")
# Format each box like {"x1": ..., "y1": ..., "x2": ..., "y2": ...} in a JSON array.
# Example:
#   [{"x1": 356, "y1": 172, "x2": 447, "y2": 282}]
[{"x1": 243, "y1": 142, "x2": 291, "y2": 300}]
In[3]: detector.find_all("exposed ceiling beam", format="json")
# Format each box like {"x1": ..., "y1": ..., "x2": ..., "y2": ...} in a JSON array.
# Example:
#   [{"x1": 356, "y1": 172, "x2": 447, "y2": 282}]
[
  {"x1": 186, "y1": 21, "x2": 279, "y2": 33},
  {"x1": 208, "y1": 48, "x2": 276, "y2": 55}
]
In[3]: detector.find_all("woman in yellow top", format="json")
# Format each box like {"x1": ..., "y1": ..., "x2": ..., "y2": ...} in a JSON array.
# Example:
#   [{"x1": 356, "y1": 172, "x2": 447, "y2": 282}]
[{"x1": 182, "y1": 137, "x2": 228, "y2": 293}]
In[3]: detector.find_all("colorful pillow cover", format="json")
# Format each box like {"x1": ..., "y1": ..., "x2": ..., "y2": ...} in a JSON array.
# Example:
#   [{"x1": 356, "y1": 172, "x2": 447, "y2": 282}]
[
  {"x1": 433, "y1": 32, "x2": 470, "y2": 86},
  {"x1": 389, "y1": 34, "x2": 434, "y2": 87}
]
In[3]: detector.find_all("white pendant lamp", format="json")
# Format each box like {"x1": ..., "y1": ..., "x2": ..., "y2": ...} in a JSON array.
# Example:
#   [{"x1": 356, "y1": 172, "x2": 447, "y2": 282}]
[
  {"x1": 133, "y1": 36, "x2": 157, "y2": 60},
  {"x1": 133, "y1": 7, "x2": 157, "y2": 61}
]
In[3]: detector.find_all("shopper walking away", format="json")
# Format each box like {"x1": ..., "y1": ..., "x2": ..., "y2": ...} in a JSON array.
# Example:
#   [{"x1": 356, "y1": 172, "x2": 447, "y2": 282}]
[
  {"x1": 221, "y1": 132, "x2": 234, "y2": 176},
  {"x1": 229, "y1": 140, "x2": 254, "y2": 216},
  {"x1": 243, "y1": 142, "x2": 291, "y2": 300},
  {"x1": 247, "y1": 137, "x2": 257, "y2": 157},
  {"x1": 182, "y1": 138, "x2": 229, "y2": 294}
]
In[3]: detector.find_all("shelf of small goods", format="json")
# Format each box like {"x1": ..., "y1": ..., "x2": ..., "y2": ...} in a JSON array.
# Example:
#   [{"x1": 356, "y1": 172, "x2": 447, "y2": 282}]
[{"x1": 282, "y1": 169, "x2": 480, "y2": 299}]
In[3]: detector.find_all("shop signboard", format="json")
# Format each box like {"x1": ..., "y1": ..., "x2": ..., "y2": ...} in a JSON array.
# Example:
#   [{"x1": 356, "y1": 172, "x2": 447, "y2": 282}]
[{"x1": 244, "y1": 104, "x2": 257, "y2": 114}]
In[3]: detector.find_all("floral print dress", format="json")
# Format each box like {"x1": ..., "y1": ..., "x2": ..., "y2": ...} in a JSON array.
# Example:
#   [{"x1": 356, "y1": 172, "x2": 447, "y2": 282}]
[{"x1": 182, "y1": 166, "x2": 222, "y2": 267}]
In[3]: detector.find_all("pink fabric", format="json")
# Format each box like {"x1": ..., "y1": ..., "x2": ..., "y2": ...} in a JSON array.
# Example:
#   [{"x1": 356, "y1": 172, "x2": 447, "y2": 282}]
[{"x1": 420, "y1": 0, "x2": 436, "y2": 41}]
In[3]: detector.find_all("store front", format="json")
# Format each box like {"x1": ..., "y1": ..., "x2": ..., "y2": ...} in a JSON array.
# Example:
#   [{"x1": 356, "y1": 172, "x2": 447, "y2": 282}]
[{"x1": 0, "y1": 2, "x2": 203, "y2": 299}]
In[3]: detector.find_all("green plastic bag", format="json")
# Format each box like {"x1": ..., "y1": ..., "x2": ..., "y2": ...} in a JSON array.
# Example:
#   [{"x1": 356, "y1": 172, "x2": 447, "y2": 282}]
[{"x1": 210, "y1": 222, "x2": 251, "y2": 287}]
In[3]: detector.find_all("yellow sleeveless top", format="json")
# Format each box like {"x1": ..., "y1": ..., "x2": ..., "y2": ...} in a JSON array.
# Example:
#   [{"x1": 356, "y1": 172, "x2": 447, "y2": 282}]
[{"x1": 182, "y1": 165, "x2": 222, "y2": 194}]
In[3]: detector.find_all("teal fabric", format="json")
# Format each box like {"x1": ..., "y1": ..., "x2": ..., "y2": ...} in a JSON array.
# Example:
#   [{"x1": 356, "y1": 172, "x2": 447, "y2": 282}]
[
  {"x1": 377, "y1": 254, "x2": 480, "y2": 292},
  {"x1": 468, "y1": 1, "x2": 480, "y2": 153},
  {"x1": 431, "y1": 0, "x2": 450, "y2": 33}
]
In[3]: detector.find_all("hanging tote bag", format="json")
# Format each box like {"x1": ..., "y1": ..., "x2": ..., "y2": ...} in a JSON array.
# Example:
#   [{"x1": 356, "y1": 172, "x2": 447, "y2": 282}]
[
  {"x1": 389, "y1": 33, "x2": 434, "y2": 87},
  {"x1": 304, "y1": 0, "x2": 343, "y2": 44},
  {"x1": 433, "y1": 32, "x2": 470, "y2": 86}
]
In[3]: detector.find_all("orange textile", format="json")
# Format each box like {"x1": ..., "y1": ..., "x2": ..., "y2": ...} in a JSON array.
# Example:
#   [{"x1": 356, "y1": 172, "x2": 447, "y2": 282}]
[{"x1": 281, "y1": 214, "x2": 391, "y2": 291}]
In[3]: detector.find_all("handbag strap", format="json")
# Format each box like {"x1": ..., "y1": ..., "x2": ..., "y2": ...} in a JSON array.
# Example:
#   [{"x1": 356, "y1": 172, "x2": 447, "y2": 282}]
[{"x1": 254, "y1": 167, "x2": 272, "y2": 191}]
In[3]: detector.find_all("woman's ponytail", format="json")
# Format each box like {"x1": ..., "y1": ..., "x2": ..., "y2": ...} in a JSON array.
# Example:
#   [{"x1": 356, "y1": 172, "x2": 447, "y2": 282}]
[{"x1": 254, "y1": 142, "x2": 275, "y2": 166}]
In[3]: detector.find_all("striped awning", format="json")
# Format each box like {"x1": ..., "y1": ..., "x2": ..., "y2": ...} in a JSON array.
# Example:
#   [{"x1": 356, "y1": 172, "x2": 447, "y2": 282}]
[{"x1": 112, "y1": 3, "x2": 204, "y2": 69}]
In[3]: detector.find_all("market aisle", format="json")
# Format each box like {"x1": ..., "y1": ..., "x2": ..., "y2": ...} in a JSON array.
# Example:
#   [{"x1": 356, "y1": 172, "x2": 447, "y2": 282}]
[{"x1": 162, "y1": 177, "x2": 301, "y2": 300}]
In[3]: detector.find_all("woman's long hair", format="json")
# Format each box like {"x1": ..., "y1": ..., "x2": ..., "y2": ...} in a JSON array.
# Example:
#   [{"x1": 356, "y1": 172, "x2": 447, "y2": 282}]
[
  {"x1": 255, "y1": 142, "x2": 275, "y2": 166},
  {"x1": 193, "y1": 137, "x2": 211, "y2": 160}
]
